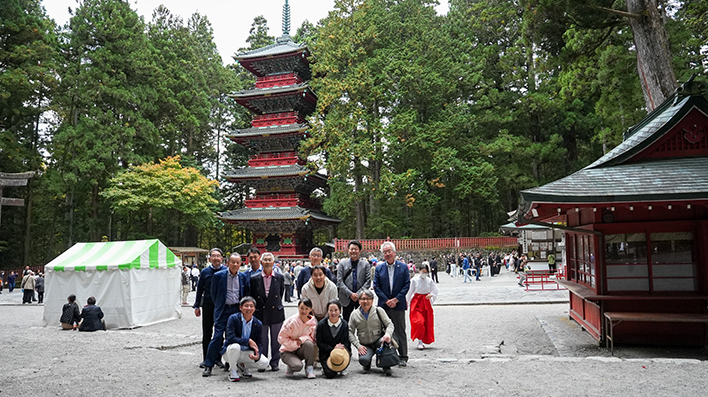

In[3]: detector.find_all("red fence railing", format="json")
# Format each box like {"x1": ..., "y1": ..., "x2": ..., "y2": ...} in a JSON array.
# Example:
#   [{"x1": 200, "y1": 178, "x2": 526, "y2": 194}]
[{"x1": 333, "y1": 237, "x2": 518, "y2": 252}]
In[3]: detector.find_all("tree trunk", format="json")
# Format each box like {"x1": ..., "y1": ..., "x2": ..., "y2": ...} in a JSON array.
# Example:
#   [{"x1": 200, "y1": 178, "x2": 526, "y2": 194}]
[
  {"x1": 353, "y1": 160, "x2": 365, "y2": 240},
  {"x1": 23, "y1": 179, "x2": 32, "y2": 267},
  {"x1": 626, "y1": 0, "x2": 677, "y2": 110},
  {"x1": 90, "y1": 183, "x2": 100, "y2": 241}
]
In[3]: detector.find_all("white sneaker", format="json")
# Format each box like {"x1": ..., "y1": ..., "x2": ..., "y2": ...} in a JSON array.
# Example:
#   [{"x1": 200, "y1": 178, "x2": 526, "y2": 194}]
[
  {"x1": 228, "y1": 369, "x2": 239, "y2": 382},
  {"x1": 306, "y1": 365, "x2": 316, "y2": 379},
  {"x1": 238, "y1": 363, "x2": 252, "y2": 378},
  {"x1": 417, "y1": 340, "x2": 425, "y2": 350}
]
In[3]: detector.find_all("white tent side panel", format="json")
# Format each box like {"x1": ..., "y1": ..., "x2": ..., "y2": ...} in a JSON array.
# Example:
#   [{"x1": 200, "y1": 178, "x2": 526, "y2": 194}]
[{"x1": 42, "y1": 267, "x2": 181, "y2": 329}]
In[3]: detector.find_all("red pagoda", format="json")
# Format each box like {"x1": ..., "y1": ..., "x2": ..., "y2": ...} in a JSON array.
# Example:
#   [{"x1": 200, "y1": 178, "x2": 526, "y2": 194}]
[{"x1": 219, "y1": 1, "x2": 340, "y2": 259}]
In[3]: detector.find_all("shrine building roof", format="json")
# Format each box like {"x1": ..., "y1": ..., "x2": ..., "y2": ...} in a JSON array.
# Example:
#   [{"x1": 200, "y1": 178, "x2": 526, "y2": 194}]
[
  {"x1": 519, "y1": 78, "x2": 708, "y2": 219},
  {"x1": 228, "y1": 123, "x2": 309, "y2": 139}
]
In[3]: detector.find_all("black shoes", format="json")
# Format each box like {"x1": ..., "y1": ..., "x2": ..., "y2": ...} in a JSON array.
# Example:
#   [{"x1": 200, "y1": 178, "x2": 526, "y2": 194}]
[
  {"x1": 383, "y1": 367, "x2": 392, "y2": 376},
  {"x1": 202, "y1": 367, "x2": 212, "y2": 377},
  {"x1": 398, "y1": 361, "x2": 407, "y2": 367},
  {"x1": 214, "y1": 361, "x2": 225, "y2": 369},
  {"x1": 363, "y1": 365, "x2": 371, "y2": 371}
]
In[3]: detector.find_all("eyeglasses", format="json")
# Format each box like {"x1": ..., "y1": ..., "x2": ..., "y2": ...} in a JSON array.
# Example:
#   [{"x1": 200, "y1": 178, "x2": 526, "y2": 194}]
[{"x1": 359, "y1": 297, "x2": 372, "y2": 301}]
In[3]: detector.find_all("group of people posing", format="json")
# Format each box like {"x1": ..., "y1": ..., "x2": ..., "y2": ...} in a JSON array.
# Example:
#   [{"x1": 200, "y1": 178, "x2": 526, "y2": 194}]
[{"x1": 192, "y1": 240, "x2": 438, "y2": 382}]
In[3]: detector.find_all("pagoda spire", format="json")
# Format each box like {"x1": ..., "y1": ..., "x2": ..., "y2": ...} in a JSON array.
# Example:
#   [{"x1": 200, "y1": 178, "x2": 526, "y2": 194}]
[{"x1": 282, "y1": 0, "x2": 291, "y2": 36}]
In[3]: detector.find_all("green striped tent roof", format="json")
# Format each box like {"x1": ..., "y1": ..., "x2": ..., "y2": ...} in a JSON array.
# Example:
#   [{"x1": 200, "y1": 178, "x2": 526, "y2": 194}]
[{"x1": 45, "y1": 240, "x2": 182, "y2": 272}]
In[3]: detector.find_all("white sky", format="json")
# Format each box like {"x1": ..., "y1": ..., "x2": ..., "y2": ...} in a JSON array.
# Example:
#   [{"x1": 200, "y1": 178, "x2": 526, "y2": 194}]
[{"x1": 44, "y1": 0, "x2": 449, "y2": 65}]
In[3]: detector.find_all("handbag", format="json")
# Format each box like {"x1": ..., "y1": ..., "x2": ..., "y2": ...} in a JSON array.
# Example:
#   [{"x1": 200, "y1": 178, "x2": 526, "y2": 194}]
[
  {"x1": 375, "y1": 341, "x2": 400, "y2": 368},
  {"x1": 374, "y1": 308, "x2": 400, "y2": 368}
]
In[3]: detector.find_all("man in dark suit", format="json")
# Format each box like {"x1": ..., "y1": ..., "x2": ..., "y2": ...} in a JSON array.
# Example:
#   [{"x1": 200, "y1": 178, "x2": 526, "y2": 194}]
[
  {"x1": 337, "y1": 240, "x2": 372, "y2": 321},
  {"x1": 249, "y1": 252, "x2": 285, "y2": 371},
  {"x1": 202, "y1": 253, "x2": 250, "y2": 377},
  {"x1": 429, "y1": 257, "x2": 439, "y2": 283},
  {"x1": 296, "y1": 247, "x2": 335, "y2": 296},
  {"x1": 221, "y1": 296, "x2": 270, "y2": 382},
  {"x1": 193, "y1": 248, "x2": 226, "y2": 368},
  {"x1": 373, "y1": 241, "x2": 410, "y2": 366}
]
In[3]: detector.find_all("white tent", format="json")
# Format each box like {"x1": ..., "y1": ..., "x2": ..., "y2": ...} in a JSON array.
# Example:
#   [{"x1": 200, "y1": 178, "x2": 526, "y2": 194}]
[{"x1": 42, "y1": 239, "x2": 182, "y2": 329}]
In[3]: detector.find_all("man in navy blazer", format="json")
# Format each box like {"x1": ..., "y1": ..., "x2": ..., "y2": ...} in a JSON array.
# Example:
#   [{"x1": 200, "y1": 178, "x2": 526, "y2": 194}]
[
  {"x1": 221, "y1": 296, "x2": 269, "y2": 381},
  {"x1": 249, "y1": 252, "x2": 285, "y2": 371},
  {"x1": 202, "y1": 253, "x2": 250, "y2": 376},
  {"x1": 373, "y1": 241, "x2": 410, "y2": 365}
]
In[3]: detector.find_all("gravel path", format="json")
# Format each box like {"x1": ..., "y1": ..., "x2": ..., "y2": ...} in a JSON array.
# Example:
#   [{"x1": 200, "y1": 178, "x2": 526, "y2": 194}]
[{"x1": 2, "y1": 268, "x2": 706, "y2": 396}]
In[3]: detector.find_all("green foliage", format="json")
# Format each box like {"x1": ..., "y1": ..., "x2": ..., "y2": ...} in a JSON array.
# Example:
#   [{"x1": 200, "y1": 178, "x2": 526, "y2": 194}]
[{"x1": 102, "y1": 156, "x2": 219, "y2": 238}]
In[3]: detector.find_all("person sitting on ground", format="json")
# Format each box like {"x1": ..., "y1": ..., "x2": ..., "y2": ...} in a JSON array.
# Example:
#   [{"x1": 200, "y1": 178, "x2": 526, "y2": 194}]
[
  {"x1": 60, "y1": 294, "x2": 81, "y2": 330},
  {"x1": 222, "y1": 296, "x2": 270, "y2": 382},
  {"x1": 79, "y1": 296, "x2": 105, "y2": 332},
  {"x1": 300, "y1": 265, "x2": 338, "y2": 322},
  {"x1": 348, "y1": 289, "x2": 396, "y2": 376},
  {"x1": 278, "y1": 298, "x2": 317, "y2": 379},
  {"x1": 316, "y1": 299, "x2": 351, "y2": 379}
]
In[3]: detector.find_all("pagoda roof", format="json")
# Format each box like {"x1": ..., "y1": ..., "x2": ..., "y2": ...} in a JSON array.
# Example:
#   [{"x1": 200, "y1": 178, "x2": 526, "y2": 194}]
[
  {"x1": 219, "y1": 206, "x2": 341, "y2": 223},
  {"x1": 223, "y1": 164, "x2": 326, "y2": 181},
  {"x1": 227, "y1": 123, "x2": 309, "y2": 139},
  {"x1": 230, "y1": 83, "x2": 314, "y2": 99},
  {"x1": 229, "y1": 83, "x2": 317, "y2": 115},
  {"x1": 234, "y1": 37, "x2": 308, "y2": 61},
  {"x1": 519, "y1": 79, "x2": 708, "y2": 220}
]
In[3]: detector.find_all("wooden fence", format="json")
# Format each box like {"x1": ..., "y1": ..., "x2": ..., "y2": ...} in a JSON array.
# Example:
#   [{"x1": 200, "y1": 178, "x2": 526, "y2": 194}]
[{"x1": 333, "y1": 237, "x2": 518, "y2": 252}]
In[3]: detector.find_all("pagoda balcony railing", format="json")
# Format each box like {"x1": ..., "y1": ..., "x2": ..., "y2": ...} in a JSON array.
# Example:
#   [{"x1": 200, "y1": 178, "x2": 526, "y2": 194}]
[
  {"x1": 248, "y1": 152, "x2": 305, "y2": 167},
  {"x1": 255, "y1": 73, "x2": 302, "y2": 89},
  {"x1": 333, "y1": 237, "x2": 519, "y2": 252},
  {"x1": 251, "y1": 111, "x2": 304, "y2": 127}
]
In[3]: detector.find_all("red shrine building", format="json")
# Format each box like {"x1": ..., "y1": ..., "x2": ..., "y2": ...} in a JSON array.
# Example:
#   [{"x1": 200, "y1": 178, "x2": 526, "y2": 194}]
[
  {"x1": 518, "y1": 78, "x2": 708, "y2": 347},
  {"x1": 219, "y1": 3, "x2": 340, "y2": 258}
]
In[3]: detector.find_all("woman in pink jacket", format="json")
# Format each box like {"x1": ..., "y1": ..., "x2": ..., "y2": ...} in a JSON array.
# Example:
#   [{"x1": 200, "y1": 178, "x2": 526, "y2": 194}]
[{"x1": 277, "y1": 298, "x2": 318, "y2": 379}]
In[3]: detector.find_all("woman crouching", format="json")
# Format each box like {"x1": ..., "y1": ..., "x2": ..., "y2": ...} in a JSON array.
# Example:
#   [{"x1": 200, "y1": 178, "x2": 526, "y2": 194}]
[
  {"x1": 277, "y1": 298, "x2": 318, "y2": 379},
  {"x1": 347, "y1": 290, "x2": 396, "y2": 376},
  {"x1": 316, "y1": 299, "x2": 351, "y2": 378}
]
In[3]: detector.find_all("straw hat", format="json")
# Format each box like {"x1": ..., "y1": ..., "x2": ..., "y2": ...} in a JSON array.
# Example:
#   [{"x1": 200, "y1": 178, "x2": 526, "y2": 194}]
[{"x1": 327, "y1": 348, "x2": 350, "y2": 372}]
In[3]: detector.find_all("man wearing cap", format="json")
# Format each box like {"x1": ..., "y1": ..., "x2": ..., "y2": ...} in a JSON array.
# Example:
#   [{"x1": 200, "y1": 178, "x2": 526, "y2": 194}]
[
  {"x1": 336, "y1": 240, "x2": 372, "y2": 321},
  {"x1": 202, "y1": 253, "x2": 250, "y2": 377},
  {"x1": 194, "y1": 248, "x2": 226, "y2": 368}
]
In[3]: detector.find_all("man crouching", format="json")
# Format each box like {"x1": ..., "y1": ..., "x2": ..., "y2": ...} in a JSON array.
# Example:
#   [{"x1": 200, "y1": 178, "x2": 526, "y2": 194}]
[{"x1": 219, "y1": 296, "x2": 269, "y2": 381}]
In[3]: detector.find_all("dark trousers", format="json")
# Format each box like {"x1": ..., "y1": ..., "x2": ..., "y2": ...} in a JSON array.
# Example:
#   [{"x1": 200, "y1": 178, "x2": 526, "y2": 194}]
[
  {"x1": 431, "y1": 269, "x2": 439, "y2": 283},
  {"x1": 200, "y1": 301, "x2": 215, "y2": 361},
  {"x1": 342, "y1": 301, "x2": 360, "y2": 323},
  {"x1": 261, "y1": 322, "x2": 283, "y2": 369},
  {"x1": 204, "y1": 304, "x2": 239, "y2": 367},
  {"x1": 22, "y1": 289, "x2": 33, "y2": 303},
  {"x1": 284, "y1": 284, "x2": 292, "y2": 302},
  {"x1": 38, "y1": 291, "x2": 44, "y2": 303},
  {"x1": 383, "y1": 307, "x2": 408, "y2": 362},
  {"x1": 191, "y1": 277, "x2": 198, "y2": 291}
]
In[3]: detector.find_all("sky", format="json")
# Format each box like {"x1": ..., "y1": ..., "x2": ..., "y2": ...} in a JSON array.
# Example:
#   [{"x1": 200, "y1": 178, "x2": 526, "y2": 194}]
[{"x1": 44, "y1": 0, "x2": 450, "y2": 65}]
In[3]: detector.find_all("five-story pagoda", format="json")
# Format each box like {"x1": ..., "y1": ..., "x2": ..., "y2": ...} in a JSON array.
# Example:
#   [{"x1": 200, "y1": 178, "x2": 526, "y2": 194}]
[{"x1": 219, "y1": 1, "x2": 340, "y2": 258}]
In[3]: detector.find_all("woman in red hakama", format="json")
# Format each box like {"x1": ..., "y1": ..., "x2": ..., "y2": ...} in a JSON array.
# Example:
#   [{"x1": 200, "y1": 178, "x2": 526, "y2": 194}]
[{"x1": 406, "y1": 263, "x2": 438, "y2": 349}]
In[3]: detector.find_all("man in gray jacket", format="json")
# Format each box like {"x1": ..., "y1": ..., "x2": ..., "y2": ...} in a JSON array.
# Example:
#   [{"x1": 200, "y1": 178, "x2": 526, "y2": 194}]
[{"x1": 337, "y1": 240, "x2": 372, "y2": 321}]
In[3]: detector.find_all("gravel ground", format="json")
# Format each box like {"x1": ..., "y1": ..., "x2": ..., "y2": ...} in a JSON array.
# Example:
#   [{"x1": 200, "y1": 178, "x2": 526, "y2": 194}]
[{"x1": 3, "y1": 300, "x2": 707, "y2": 397}]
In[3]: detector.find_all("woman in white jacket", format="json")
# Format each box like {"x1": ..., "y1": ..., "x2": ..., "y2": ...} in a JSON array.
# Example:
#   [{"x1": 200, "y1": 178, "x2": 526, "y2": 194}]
[{"x1": 300, "y1": 265, "x2": 338, "y2": 322}]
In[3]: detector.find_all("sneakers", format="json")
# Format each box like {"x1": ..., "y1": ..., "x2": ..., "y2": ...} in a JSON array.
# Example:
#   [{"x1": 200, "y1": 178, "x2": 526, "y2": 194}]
[
  {"x1": 285, "y1": 368, "x2": 294, "y2": 378},
  {"x1": 417, "y1": 340, "x2": 425, "y2": 350},
  {"x1": 306, "y1": 365, "x2": 316, "y2": 379},
  {"x1": 238, "y1": 363, "x2": 252, "y2": 378},
  {"x1": 228, "y1": 369, "x2": 239, "y2": 382}
]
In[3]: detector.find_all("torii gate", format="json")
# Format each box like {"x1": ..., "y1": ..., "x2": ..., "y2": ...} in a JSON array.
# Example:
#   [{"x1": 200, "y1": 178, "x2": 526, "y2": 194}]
[{"x1": 0, "y1": 172, "x2": 35, "y2": 226}]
